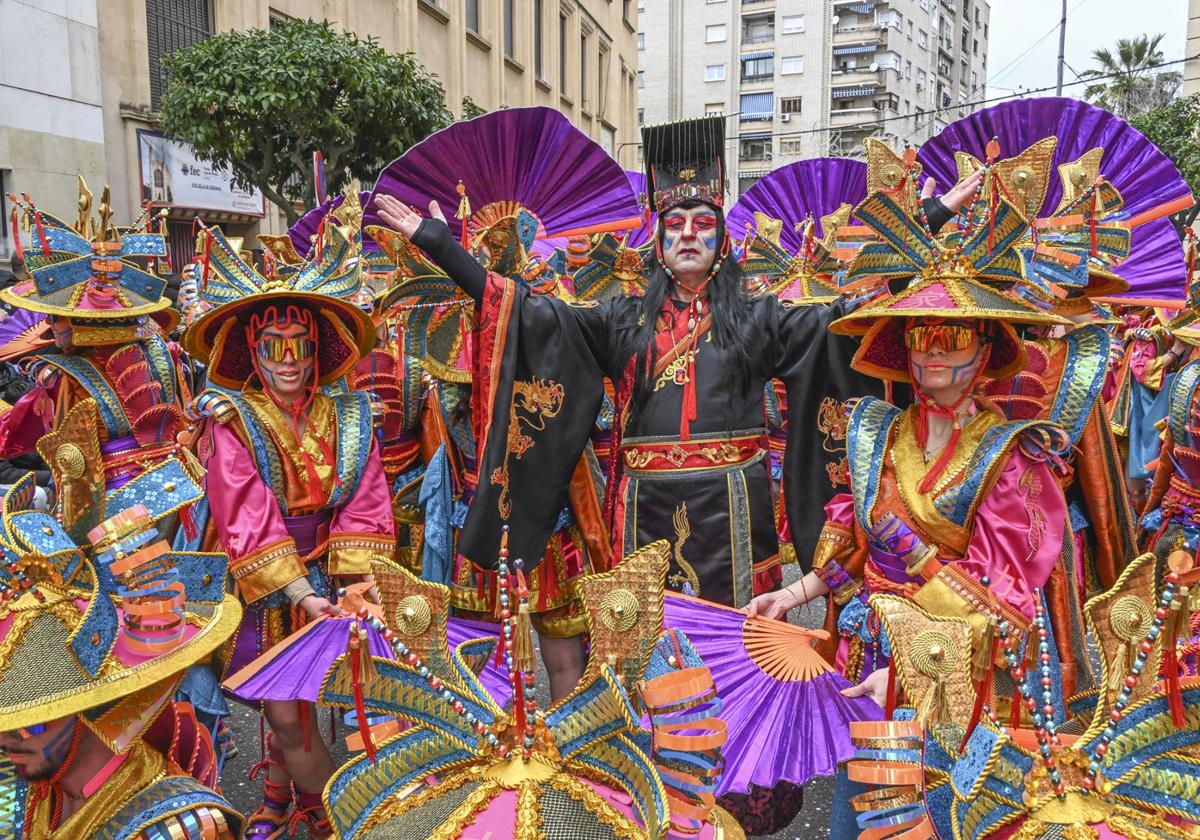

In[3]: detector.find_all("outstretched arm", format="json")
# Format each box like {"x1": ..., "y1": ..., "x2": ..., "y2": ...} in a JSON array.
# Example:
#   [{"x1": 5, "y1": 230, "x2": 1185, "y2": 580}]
[{"x1": 375, "y1": 196, "x2": 487, "y2": 302}]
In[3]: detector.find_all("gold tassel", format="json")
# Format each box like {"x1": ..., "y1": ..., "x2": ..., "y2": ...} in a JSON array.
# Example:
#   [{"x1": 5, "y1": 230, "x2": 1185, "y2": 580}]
[
  {"x1": 511, "y1": 603, "x2": 536, "y2": 674},
  {"x1": 915, "y1": 675, "x2": 951, "y2": 726},
  {"x1": 357, "y1": 627, "x2": 379, "y2": 686},
  {"x1": 971, "y1": 616, "x2": 998, "y2": 686},
  {"x1": 1109, "y1": 642, "x2": 1131, "y2": 693}
]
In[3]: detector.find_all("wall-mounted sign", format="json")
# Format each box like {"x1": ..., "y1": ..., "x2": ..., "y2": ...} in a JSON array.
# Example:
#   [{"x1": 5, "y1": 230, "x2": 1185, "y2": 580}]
[{"x1": 137, "y1": 129, "x2": 265, "y2": 216}]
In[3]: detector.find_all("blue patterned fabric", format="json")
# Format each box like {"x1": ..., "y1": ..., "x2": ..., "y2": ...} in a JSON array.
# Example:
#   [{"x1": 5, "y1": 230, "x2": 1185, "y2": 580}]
[{"x1": 419, "y1": 444, "x2": 454, "y2": 585}]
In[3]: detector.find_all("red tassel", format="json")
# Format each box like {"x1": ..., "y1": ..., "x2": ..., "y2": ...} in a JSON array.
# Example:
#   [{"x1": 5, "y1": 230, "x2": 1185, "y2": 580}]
[
  {"x1": 1009, "y1": 685, "x2": 1023, "y2": 729},
  {"x1": 1164, "y1": 606, "x2": 1187, "y2": 728},
  {"x1": 301, "y1": 452, "x2": 325, "y2": 507},
  {"x1": 34, "y1": 212, "x2": 50, "y2": 258},
  {"x1": 884, "y1": 658, "x2": 899, "y2": 719},
  {"x1": 959, "y1": 637, "x2": 998, "y2": 752},
  {"x1": 180, "y1": 502, "x2": 199, "y2": 543},
  {"x1": 314, "y1": 217, "x2": 325, "y2": 264},
  {"x1": 9, "y1": 209, "x2": 22, "y2": 260},
  {"x1": 350, "y1": 643, "x2": 377, "y2": 762}
]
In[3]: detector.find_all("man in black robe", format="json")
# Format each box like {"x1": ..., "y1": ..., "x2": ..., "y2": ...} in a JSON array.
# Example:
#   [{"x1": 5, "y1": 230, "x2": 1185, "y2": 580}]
[{"x1": 374, "y1": 116, "x2": 970, "y2": 610}]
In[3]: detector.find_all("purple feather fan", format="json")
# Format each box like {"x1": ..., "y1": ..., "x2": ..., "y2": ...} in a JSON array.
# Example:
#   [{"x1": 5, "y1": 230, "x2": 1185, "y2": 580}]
[
  {"x1": 365, "y1": 107, "x2": 642, "y2": 242},
  {"x1": 0, "y1": 307, "x2": 50, "y2": 360},
  {"x1": 662, "y1": 593, "x2": 882, "y2": 796},
  {"x1": 726, "y1": 159, "x2": 869, "y2": 255},
  {"x1": 917, "y1": 97, "x2": 1192, "y2": 299},
  {"x1": 288, "y1": 191, "x2": 378, "y2": 258},
  {"x1": 223, "y1": 615, "x2": 511, "y2": 706}
]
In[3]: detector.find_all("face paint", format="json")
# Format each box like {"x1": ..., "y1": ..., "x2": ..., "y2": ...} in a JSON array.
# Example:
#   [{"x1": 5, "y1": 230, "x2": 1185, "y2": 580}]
[{"x1": 661, "y1": 206, "x2": 720, "y2": 278}]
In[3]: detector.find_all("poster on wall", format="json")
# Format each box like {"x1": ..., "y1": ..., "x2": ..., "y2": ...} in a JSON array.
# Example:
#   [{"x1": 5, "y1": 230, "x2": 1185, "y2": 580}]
[{"x1": 137, "y1": 129, "x2": 265, "y2": 216}]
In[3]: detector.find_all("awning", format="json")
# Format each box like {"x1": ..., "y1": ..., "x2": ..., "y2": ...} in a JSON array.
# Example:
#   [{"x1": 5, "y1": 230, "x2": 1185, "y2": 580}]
[
  {"x1": 833, "y1": 44, "x2": 877, "y2": 56},
  {"x1": 739, "y1": 92, "x2": 774, "y2": 120},
  {"x1": 741, "y1": 50, "x2": 775, "y2": 61},
  {"x1": 847, "y1": 2, "x2": 877, "y2": 12},
  {"x1": 739, "y1": 132, "x2": 772, "y2": 141},
  {"x1": 831, "y1": 85, "x2": 877, "y2": 98}
]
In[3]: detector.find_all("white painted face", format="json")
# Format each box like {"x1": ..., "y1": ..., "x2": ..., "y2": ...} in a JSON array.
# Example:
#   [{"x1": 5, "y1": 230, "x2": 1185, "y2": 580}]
[{"x1": 660, "y1": 205, "x2": 719, "y2": 275}]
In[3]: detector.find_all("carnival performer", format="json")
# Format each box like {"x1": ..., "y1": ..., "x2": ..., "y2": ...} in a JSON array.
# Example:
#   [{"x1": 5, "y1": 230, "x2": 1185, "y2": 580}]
[
  {"x1": 0, "y1": 463, "x2": 244, "y2": 840},
  {"x1": 184, "y1": 213, "x2": 394, "y2": 839},
  {"x1": 373, "y1": 115, "x2": 980, "y2": 617},
  {"x1": 745, "y1": 178, "x2": 1073, "y2": 700},
  {"x1": 0, "y1": 180, "x2": 193, "y2": 496},
  {"x1": 367, "y1": 108, "x2": 640, "y2": 700}
]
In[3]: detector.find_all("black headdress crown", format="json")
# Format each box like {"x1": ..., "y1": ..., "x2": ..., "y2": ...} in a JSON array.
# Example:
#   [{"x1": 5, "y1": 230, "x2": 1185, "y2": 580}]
[{"x1": 642, "y1": 115, "x2": 727, "y2": 214}]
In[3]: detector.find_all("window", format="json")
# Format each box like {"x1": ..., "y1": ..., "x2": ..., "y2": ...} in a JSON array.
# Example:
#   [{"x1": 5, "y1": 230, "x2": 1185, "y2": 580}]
[
  {"x1": 705, "y1": 63, "x2": 726, "y2": 81},
  {"x1": 971, "y1": 70, "x2": 977, "y2": 87},
  {"x1": 780, "y1": 96, "x2": 802, "y2": 114},
  {"x1": 781, "y1": 15, "x2": 804, "y2": 34},
  {"x1": 580, "y1": 34, "x2": 588, "y2": 106},
  {"x1": 905, "y1": 59, "x2": 912, "y2": 78},
  {"x1": 534, "y1": 0, "x2": 545, "y2": 77},
  {"x1": 781, "y1": 139, "x2": 804, "y2": 156},
  {"x1": 638, "y1": 70, "x2": 645, "y2": 88},
  {"x1": 918, "y1": 29, "x2": 928, "y2": 48},
  {"x1": 638, "y1": 32, "x2": 645, "y2": 49},
  {"x1": 916, "y1": 69, "x2": 926, "y2": 90},
  {"x1": 739, "y1": 174, "x2": 764, "y2": 193},
  {"x1": 706, "y1": 24, "x2": 727, "y2": 43},
  {"x1": 739, "y1": 91, "x2": 773, "y2": 121},
  {"x1": 973, "y1": 39, "x2": 978, "y2": 55},
  {"x1": 268, "y1": 9, "x2": 292, "y2": 28},
  {"x1": 466, "y1": 0, "x2": 480, "y2": 33},
  {"x1": 781, "y1": 55, "x2": 803, "y2": 75},
  {"x1": 504, "y1": 0, "x2": 515, "y2": 58},
  {"x1": 741, "y1": 54, "x2": 773, "y2": 82},
  {"x1": 637, "y1": 108, "x2": 644, "y2": 125},
  {"x1": 559, "y1": 14, "x2": 568, "y2": 91},
  {"x1": 146, "y1": 0, "x2": 213, "y2": 109},
  {"x1": 623, "y1": 0, "x2": 632, "y2": 24},
  {"x1": 743, "y1": 14, "x2": 773, "y2": 43},
  {"x1": 739, "y1": 135, "x2": 772, "y2": 162},
  {"x1": 705, "y1": 102, "x2": 724, "y2": 115}
]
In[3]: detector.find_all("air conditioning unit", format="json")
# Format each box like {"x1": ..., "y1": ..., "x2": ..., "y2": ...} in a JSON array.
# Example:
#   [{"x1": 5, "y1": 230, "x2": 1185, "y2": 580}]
[{"x1": 780, "y1": 113, "x2": 791, "y2": 122}]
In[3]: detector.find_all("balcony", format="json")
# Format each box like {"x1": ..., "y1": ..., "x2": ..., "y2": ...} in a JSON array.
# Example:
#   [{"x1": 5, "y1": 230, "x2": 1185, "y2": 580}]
[
  {"x1": 833, "y1": 24, "x2": 888, "y2": 47},
  {"x1": 742, "y1": 13, "x2": 774, "y2": 44},
  {"x1": 830, "y1": 66, "x2": 885, "y2": 87},
  {"x1": 829, "y1": 106, "x2": 878, "y2": 127}
]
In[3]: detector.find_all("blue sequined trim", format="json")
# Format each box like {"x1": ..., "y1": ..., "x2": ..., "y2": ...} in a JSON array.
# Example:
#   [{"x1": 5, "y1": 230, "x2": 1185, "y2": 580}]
[
  {"x1": 847, "y1": 398, "x2": 901, "y2": 532},
  {"x1": 1049, "y1": 326, "x2": 1109, "y2": 446}
]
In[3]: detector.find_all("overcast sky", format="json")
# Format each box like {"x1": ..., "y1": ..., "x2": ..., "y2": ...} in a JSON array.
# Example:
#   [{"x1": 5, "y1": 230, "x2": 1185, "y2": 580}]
[{"x1": 985, "y1": 0, "x2": 1190, "y2": 100}]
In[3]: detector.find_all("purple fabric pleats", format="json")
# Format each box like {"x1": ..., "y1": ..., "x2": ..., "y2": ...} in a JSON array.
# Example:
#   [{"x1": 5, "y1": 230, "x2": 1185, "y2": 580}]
[
  {"x1": 365, "y1": 107, "x2": 642, "y2": 242},
  {"x1": 725, "y1": 159, "x2": 869, "y2": 254}
]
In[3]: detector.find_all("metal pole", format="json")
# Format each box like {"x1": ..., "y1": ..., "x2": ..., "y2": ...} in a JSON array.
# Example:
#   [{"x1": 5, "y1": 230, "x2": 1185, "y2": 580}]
[{"x1": 1056, "y1": 0, "x2": 1068, "y2": 95}]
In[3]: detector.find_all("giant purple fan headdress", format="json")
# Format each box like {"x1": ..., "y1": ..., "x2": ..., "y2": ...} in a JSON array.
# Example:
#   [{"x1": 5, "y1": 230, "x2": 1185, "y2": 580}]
[
  {"x1": 917, "y1": 97, "x2": 1193, "y2": 300},
  {"x1": 625, "y1": 169, "x2": 654, "y2": 249},
  {"x1": 726, "y1": 159, "x2": 869, "y2": 254},
  {"x1": 365, "y1": 107, "x2": 642, "y2": 244}
]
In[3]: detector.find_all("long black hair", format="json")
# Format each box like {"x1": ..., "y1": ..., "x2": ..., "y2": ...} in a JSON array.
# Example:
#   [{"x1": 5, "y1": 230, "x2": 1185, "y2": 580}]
[{"x1": 611, "y1": 203, "x2": 758, "y2": 413}]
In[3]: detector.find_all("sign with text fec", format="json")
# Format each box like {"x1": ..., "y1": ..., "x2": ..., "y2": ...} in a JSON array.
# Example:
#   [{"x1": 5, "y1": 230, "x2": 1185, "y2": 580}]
[{"x1": 137, "y1": 129, "x2": 265, "y2": 217}]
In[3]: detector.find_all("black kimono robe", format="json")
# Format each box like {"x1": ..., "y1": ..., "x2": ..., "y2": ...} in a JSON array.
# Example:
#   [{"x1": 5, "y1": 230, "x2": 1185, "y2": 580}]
[{"x1": 414, "y1": 219, "x2": 879, "y2": 607}]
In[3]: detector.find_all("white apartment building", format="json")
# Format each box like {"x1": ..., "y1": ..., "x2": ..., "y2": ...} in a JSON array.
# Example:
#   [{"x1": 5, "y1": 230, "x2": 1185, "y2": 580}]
[{"x1": 637, "y1": 0, "x2": 989, "y2": 198}]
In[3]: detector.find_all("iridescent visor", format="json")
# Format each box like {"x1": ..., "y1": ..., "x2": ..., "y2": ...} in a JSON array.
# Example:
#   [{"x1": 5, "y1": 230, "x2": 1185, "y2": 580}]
[
  {"x1": 903, "y1": 323, "x2": 977, "y2": 353},
  {"x1": 254, "y1": 336, "x2": 315, "y2": 363}
]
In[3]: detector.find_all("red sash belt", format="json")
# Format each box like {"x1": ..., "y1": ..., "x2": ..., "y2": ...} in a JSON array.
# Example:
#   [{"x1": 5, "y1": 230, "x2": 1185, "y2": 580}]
[{"x1": 621, "y1": 432, "x2": 766, "y2": 473}]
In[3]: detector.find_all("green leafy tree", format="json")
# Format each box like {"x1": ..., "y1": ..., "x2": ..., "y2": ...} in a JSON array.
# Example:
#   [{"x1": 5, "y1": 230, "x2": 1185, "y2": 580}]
[
  {"x1": 160, "y1": 19, "x2": 451, "y2": 224},
  {"x1": 1131, "y1": 93, "x2": 1200, "y2": 233},
  {"x1": 1081, "y1": 34, "x2": 1181, "y2": 119},
  {"x1": 460, "y1": 96, "x2": 488, "y2": 119}
]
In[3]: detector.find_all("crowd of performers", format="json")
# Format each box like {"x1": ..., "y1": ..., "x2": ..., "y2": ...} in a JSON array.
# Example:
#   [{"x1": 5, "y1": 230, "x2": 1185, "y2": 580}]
[{"x1": 2, "y1": 95, "x2": 1200, "y2": 840}]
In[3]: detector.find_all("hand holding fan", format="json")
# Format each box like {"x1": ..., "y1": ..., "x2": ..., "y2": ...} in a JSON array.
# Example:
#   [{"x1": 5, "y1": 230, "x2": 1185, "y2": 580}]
[{"x1": 663, "y1": 592, "x2": 883, "y2": 796}]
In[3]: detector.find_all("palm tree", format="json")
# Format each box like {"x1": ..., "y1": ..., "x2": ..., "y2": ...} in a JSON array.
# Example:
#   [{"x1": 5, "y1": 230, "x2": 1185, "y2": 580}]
[{"x1": 1081, "y1": 34, "x2": 1181, "y2": 119}]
